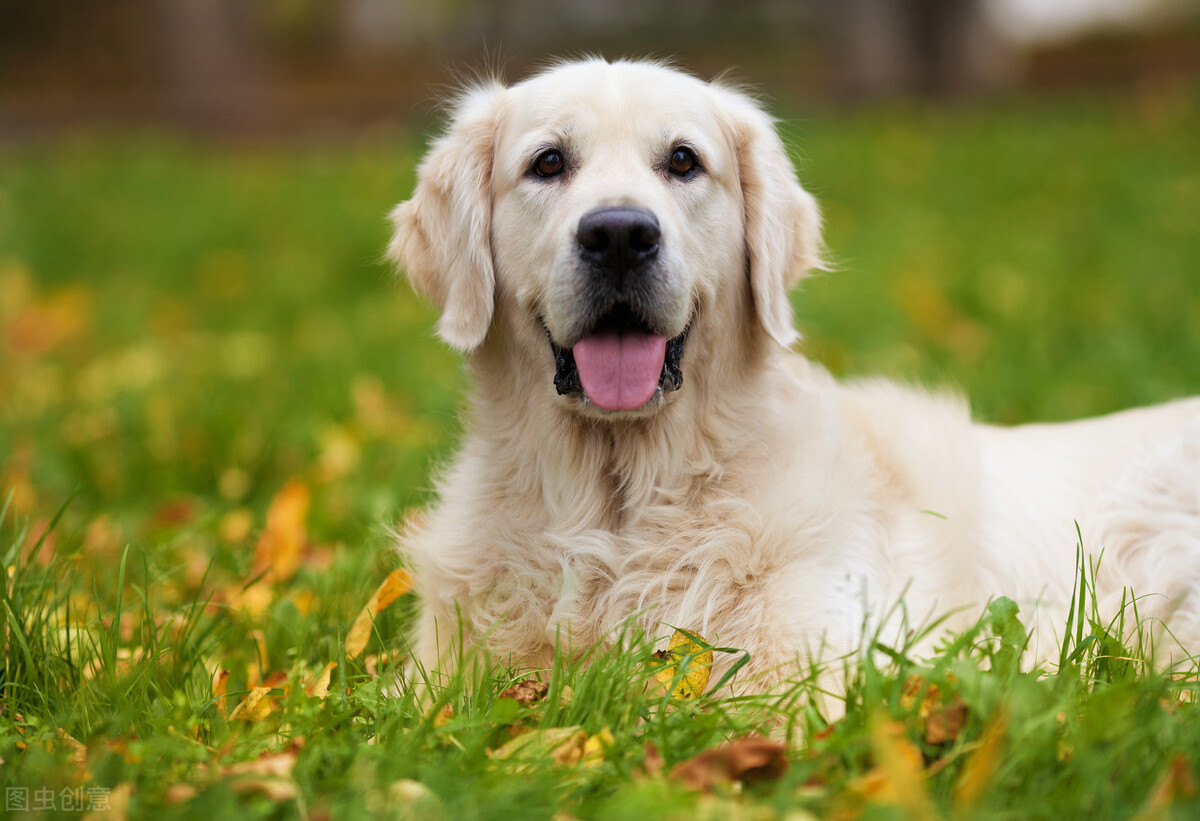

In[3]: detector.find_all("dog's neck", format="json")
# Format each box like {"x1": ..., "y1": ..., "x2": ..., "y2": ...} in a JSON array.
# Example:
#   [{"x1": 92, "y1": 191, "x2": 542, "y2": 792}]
[{"x1": 463, "y1": 320, "x2": 782, "y2": 530}]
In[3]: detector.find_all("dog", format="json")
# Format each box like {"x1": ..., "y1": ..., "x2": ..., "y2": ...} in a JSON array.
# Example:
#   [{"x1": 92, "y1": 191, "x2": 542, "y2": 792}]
[{"x1": 388, "y1": 58, "x2": 1200, "y2": 690}]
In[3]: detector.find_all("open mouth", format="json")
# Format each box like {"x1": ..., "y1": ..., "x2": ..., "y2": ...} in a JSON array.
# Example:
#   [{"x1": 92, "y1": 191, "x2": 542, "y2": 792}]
[{"x1": 547, "y1": 303, "x2": 688, "y2": 412}]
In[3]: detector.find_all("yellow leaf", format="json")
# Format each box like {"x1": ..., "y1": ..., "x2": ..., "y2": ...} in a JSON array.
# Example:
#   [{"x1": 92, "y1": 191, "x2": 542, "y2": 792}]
[
  {"x1": 491, "y1": 725, "x2": 610, "y2": 768},
  {"x1": 82, "y1": 782, "x2": 132, "y2": 821},
  {"x1": 955, "y1": 710, "x2": 1008, "y2": 810},
  {"x1": 52, "y1": 728, "x2": 88, "y2": 771},
  {"x1": 252, "y1": 481, "x2": 310, "y2": 583},
  {"x1": 849, "y1": 718, "x2": 933, "y2": 818},
  {"x1": 651, "y1": 628, "x2": 713, "y2": 700},
  {"x1": 213, "y1": 668, "x2": 230, "y2": 719},
  {"x1": 305, "y1": 662, "x2": 337, "y2": 699},
  {"x1": 318, "y1": 425, "x2": 361, "y2": 482},
  {"x1": 219, "y1": 508, "x2": 254, "y2": 544},
  {"x1": 580, "y1": 728, "x2": 614, "y2": 766},
  {"x1": 491, "y1": 726, "x2": 584, "y2": 762},
  {"x1": 1133, "y1": 755, "x2": 1198, "y2": 821},
  {"x1": 345, "y1": 569, "x2": 413, "y2": 657},
  {"x1": 228, "y1": 686, "x2": 274, "y2": 722}
]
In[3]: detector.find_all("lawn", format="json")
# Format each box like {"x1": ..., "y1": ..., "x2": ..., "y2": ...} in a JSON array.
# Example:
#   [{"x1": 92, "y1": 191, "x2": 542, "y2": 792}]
[{"x1": 2, "y1": 83, "x2": 1199, "y2": 819}]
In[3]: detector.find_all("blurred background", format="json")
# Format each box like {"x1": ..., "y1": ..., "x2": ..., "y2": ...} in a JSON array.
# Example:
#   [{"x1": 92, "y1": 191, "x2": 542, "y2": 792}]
[
  {"x1": 2, "y1": 0, "x2": 1199, "y2": 131},
  {"x1": 2, "y1": 0, "x2": 1199, "y2": 566}
]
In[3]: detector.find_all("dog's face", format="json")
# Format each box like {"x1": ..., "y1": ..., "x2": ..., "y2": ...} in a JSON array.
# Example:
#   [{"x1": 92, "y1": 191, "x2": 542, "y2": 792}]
[{"x1": 390, "y1": 59, "x2": 823, "y2": 419}]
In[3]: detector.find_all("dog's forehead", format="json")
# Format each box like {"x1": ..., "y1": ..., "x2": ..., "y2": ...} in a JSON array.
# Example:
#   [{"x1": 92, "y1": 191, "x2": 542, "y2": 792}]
[{"x1": 498, "y1": 62, "x2": 726, "y2": 162}]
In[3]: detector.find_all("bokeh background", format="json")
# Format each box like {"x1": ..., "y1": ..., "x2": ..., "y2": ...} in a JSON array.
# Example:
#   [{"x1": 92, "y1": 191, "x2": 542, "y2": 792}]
[{"x1": 2, "y1": 0, "x2": 1200, "y2": 566}]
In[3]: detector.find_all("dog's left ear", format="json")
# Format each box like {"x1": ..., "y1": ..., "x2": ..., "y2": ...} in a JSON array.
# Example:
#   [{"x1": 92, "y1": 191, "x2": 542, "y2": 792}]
[
  {"x1": 388, "y1": 82, "x2": 505, "y2": 351},
  {"x1": 717, "y1": 87, "x2": 824, "y2": 348}
]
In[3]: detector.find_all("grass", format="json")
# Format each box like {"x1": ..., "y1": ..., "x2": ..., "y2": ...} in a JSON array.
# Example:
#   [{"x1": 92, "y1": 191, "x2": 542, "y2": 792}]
[{"x1": 2, "y1": 83, "x2": 1199, "y2": 818}]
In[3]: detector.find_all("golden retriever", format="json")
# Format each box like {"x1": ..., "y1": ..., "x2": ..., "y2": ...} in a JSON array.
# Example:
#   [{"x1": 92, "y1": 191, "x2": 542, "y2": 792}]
[{"x1": 388, "y1": 58, "x2": 1200, "y2": 690}]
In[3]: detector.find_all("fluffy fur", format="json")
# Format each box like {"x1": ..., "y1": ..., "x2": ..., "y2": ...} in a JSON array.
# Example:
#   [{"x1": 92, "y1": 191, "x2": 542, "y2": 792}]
[{"x1": 388, "y1": 58, "x2": 1200, "y2": 689}]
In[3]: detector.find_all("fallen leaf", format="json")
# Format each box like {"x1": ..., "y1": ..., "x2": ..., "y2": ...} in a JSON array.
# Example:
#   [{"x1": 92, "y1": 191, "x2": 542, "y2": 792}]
[
  {"x1": 345, "y1": 569, "x2": 413, "y2": 657},
  {"x1": 212, "y1": 669, "x2": 230, "y2": 719},
  {"x1": 306, "y1": 662, "x2": 337, "y2": 698},
  {"x1": 7, "y1": 285, "x2": 92, "y2": 356},
  {"x1": 82, "y1": 781, "x2": 132, "y2": 821},
  {"x1": 925, "y1": 696, "x2": 969, "y2": 745},
  {"x1": 219, "y1": 508, "x2": 254, "y2": 544},
  {"x1": 221, "y1": 751, "x2": 297, "y2": 779},
  {"x1": 499, "y1": 679, "x2": 549, "y2": 705},
  {"x1": 900, "y1": 675, "x2": 970, "y2": 746},
  {"x1": 228, "y1": 686, "x2": 274, "y2": 722},
  {"x1": 165, "y1": 783, "x2": 198, "y2": 804},
  {"x1": 227, "y1": 777, "x2": 297, "y2": 801},
  {"x1": 318, "y1": 425, "x2": 361, "y2": 482},
  {"x1": 1134, "y1": 754, "x2": 1198, "y2": 821},
  {"x1": 431, "y1": 704, "x2": 453, "y2": 728},
  {"x1": 53, "y1": 728, "x2": 88, "y2": 770},
  {"x1": 251, "y1": 481, "x2": 310, "y2": 583},
  {"x1": 579, "y1": 728, "x2": 614, "y2": 765},
  {"x1": 490, "y1": 725, "x2": 611, "y2": 768},
  {"x1": 857, "y1": 718, "x2": 932, "y2": 816},
  {"x1": 642, "y1": 741, "x2": 664, "y2": 777},
  {"x1": 955, "y1": 710, "x2": 1008, "y2": 810},
  {"x1": 651, "y1": 628, "x2": 713, "y2": 700},
  {"x1": 363, "y1": 649, "x2": 405, "y2": 677},
  {"x1": 670, "y1": 735, "x2": 789, "y2": 792},
  {"x1": 492, "y1": 726, "x2": 582, "y2": 760},
  {"x1": 261, "y1": 670, "x2": 288, "y2": 689},
  {"x1": 106, "y1": 735, "x2": 140, "y2": 764}
]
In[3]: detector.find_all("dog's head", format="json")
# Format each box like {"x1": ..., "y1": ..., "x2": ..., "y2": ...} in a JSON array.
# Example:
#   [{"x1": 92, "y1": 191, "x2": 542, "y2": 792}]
[{"x1": 390, "y1": 58, "x2": 822, "y2": 418}]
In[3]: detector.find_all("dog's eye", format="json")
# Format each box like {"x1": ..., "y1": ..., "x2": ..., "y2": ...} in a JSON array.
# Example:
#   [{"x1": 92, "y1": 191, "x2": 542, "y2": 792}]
[
  {"x1": 668, "y1": 147, "x2": 698, "y2": 177},
  {"x1": 533, "y1": 149, "x2": 565, "y2": 178}
]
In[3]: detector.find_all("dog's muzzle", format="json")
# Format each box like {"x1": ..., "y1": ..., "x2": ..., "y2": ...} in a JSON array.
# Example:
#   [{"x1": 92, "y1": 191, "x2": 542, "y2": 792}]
[
  {"x1": 544, "y1": 205, "x2": 696, "y2": 410},
  {"x1": 547, "y1": 306, "x2": 690, "y2": 408},
  {"x1": 543, "y1": 206, "x2": 690, "y2": 412}
]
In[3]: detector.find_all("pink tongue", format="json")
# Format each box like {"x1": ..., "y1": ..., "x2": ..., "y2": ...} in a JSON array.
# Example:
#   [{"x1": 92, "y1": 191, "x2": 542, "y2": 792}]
[{"x1": 573, "y1": 330, "x2": 667, "y2": 411}]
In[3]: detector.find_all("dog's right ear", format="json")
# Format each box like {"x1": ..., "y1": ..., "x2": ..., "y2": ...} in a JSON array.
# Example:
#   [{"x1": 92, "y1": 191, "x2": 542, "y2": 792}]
[
  {"x1": 715, "y1": 85, "x2": 825, "y2": 349},
  {"x1": 388, "y1": 82, "x2": 505, "y2": 352}
]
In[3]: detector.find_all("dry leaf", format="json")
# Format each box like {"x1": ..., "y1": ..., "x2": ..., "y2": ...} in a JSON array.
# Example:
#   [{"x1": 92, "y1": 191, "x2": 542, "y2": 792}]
[
  {"x1": 306, "y1": 662, "x2": 338, "y2": 698},
  {"x1": 221, "y1": 751, "x2": 297, "y2": 779},
  {"x1": 1134, "y1": 755, "x2": 1198, "y2": 821},
  {"x1": 260, "y1": 669, "x2": 288, "y2": 689},
  {"x1": 955, "y1": 710, "x2": 1008, "y2": 810},
  {"x1": 490, "y1": 725, "x2": 610, "y2": 767},
  {"x1": 165, "y1": 783, "x2": 198, "y2": 804},
  {"x1": 251, "y1": 481, "x2": 310, "y2": 583},
  {"x1": 228, "y1": 686, "x2": 274, "y2": 722},
  {"x1": 925, "y1": 696, "x2": 969, "y2": 745},
  {"x1": 345, "y1": 569, "x2": 413, "y2": 657},
  {"x1": 901, "y1": 675, "x2": 969, "y2": 746},
  {"x1": 651, "y1": 628, "x2": 713, "y2": 700},
  {"x1": 432, "y1": 704, "x2": 453, "y2": 728},
  {"x1": 642, "y1": 742, "x2": 664, "y2": 777},
  {"x1": 499, "y1": 680, "x2": 549, "y2": 705},
  {"x1": 670, "y1": 735, "x2": 789, "y2": 792},
  {"x1": 106, "y1": 735, "x2": 140, "y2": 764},
  {"x1": 228, "y1": 777, "x2": 298, "y2": 801},
  {"x1": 492, "y1": 726, "x2": 584, "y2": 761},
  {"x1": 212, "y1": 669, "x2": 230, "y2": 719},
  {"x1": 857, "y1": 718, "x2": 933, "y2": 817},
  {"x1": 7, "y1": 285, "x2": 92, "y2": 356},
  {"x1": 363, "y1": 649, "x2": 405, "y2": 677},
  {"x1": 82, "y1": 782, "x2": 132, "y2": 821}
]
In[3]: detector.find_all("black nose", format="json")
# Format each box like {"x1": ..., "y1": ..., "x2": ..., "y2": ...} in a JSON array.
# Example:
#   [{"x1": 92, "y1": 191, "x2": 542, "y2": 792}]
[{"x1": 576, "y1": 207, "x2": 661, "y2": 281}]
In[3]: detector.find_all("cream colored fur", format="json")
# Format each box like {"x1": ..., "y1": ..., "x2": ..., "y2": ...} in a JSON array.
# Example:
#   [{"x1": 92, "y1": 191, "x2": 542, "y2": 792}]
[{"x1": 388, "y1": 58, "x2": 1200, "y2": 690}]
